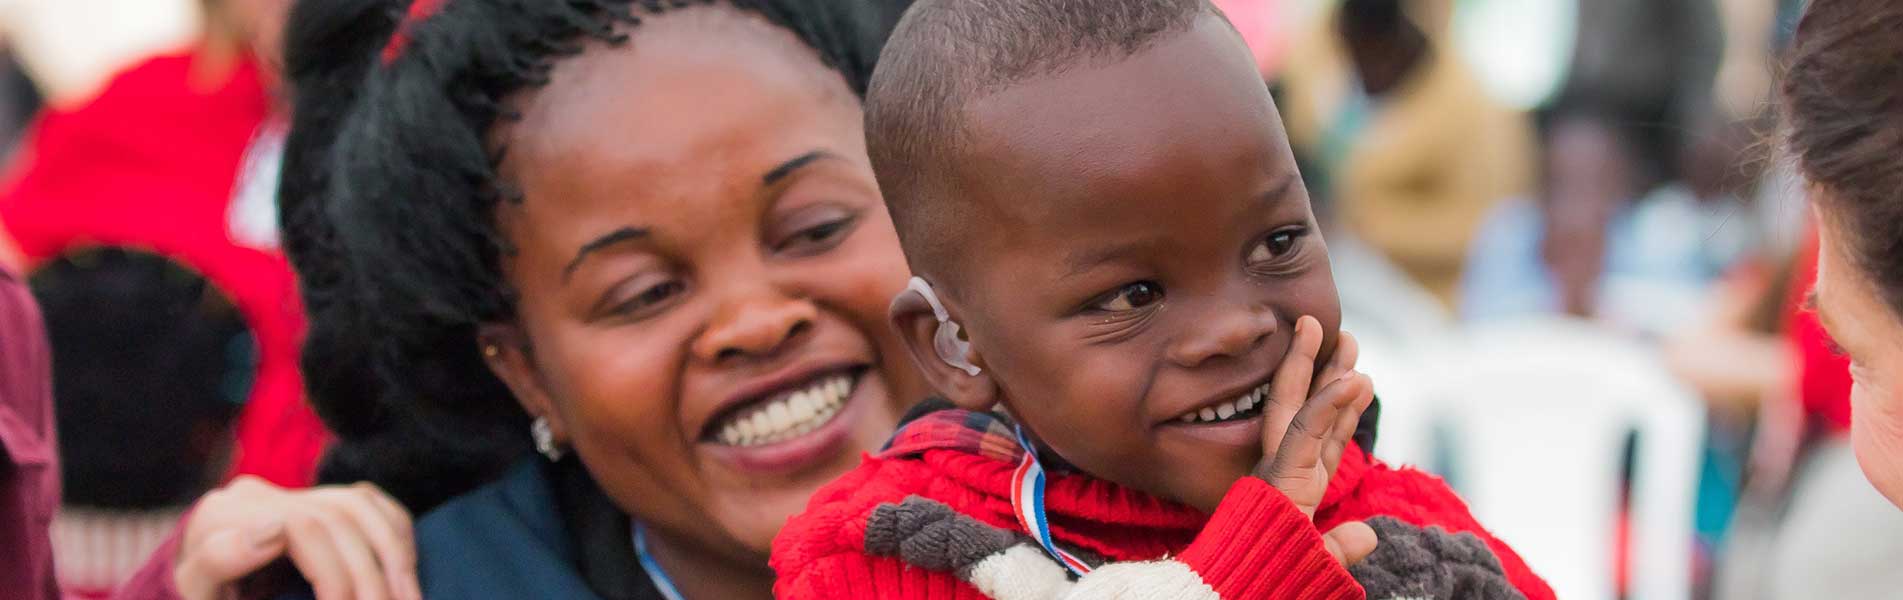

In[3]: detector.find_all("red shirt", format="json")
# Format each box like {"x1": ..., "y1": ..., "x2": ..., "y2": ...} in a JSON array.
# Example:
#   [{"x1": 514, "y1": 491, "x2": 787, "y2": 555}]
[
  {"x1": 0, "y1": 49, "x2": 327, "y2": 487},
  {"x1": 0, "y1": 265, "x2": 58, "y2": 600},
  {"x1": 774, "y1": 408, "x2": 1555, "y2": 599}
]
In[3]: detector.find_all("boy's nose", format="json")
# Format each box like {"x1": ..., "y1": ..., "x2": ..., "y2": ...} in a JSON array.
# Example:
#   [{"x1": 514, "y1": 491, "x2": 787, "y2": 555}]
[{"x1": 1165, "y1": 304, "x2": 1277, "y2": 368}]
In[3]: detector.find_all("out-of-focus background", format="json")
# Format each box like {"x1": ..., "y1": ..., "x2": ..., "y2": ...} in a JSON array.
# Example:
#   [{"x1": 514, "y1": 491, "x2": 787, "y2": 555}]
[{"x1": 0, "y1": 0, "x2": 1884, "y2": 599}]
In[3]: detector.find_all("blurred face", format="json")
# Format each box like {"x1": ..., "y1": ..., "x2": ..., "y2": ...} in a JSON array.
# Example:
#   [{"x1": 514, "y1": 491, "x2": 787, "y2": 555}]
[
  {"x1": 483, "y1": 7, "x2": 921, "y2": 567},
  {"x1": 1811, "y1": 201, "x2": 1903, "y2": 509},
  {"x1": 1540, "y1": 118, "x2": 1632, "y2": 317},
  {"x1": 929, "y1": 16, "x2": 1340, "y2": 513},
  {"x1": 214, "y1": 0, "x2": 291, "y2": 71}
]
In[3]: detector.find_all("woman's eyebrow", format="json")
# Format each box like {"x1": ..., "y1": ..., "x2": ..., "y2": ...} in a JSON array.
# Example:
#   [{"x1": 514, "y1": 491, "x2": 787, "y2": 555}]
[
  {"x1": 763, "y1": 150, "x2": 838, "y2": 186},
  {"x1": 563, "y1": 226, "x2": 650, "y2": 281}
]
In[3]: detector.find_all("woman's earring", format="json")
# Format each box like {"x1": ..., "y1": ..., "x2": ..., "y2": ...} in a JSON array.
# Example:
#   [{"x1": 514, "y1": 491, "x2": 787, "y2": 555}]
[
  {"x1": 482, "y1": 344, "x2": 500, "y2": 358},
  {"x1": 531, "y1": 416, "x2": 564, "y2": 461}
]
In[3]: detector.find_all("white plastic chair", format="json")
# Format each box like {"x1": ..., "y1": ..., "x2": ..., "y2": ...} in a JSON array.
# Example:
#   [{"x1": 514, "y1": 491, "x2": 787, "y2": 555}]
[
  {"x1": 1332, "y1": 231, "x2": 1456, "y2": 468},
  {"x1": 1411, "y1": 318, "x2": 1703, "y2": 600}
]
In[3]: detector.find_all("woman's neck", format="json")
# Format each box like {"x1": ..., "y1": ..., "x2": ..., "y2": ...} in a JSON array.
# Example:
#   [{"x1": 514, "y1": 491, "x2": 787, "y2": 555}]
[{"x1": 643, "y1": 526, "x2": 776, "y2": 599}]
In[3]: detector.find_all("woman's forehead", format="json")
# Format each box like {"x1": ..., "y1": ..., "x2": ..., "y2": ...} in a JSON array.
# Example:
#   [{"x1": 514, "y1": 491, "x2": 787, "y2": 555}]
[{"x1": 496, "y1": 7, "x2": 861, "y2": 182}]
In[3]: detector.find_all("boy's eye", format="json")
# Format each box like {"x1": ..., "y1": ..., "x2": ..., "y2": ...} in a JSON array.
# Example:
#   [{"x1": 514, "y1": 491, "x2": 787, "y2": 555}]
[
  {"x1": 1248, "y1": 230, "x2": 1303, "y2": 265},
  {"x1": 1091, "y1": 282, "x2": 1164, "y2": 312}
]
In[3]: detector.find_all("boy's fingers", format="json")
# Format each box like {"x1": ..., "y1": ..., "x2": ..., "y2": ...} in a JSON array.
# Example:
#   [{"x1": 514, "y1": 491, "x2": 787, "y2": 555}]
[
  {"x1": 1261, "y1": 315, "x2": 1325, "y2": 455},
  {"x1": 1269, "y1": 371, "x2": 1359, "y2": 475},
  {"x1": 1311, "y1": 330, "x2": 1360, "y2": 397},
  {"x1": 1323, "y1": 521, "x2": 1378, "y2": 567},
  {"x1": 1323, "y1": 374, "x2": 1376, "y2": 480}
]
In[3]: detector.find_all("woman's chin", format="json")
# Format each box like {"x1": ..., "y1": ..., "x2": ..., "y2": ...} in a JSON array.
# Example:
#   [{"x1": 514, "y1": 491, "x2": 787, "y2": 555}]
[{"x1": 695, "y1": 372, "x2": 904, "y2": 543}]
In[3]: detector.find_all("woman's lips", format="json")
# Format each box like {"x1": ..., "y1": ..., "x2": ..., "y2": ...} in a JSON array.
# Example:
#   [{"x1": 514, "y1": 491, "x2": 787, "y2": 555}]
[{"x1": 700, "y1": 369, "x2": 871, "y2": 473}]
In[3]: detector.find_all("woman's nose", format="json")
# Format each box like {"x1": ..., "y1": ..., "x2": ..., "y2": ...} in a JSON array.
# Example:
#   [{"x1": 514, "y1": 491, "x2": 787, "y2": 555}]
[
  {"x1": 1165, "y1": 302, "x2": 1277, "y2": 369},
  {"x1": 693, "y1": 289, "x2": 818, "y2": 364}
]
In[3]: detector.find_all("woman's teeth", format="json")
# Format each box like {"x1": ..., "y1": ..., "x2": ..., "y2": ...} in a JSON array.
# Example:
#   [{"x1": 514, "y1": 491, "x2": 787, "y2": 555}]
[
  {"x1": 1178, "y1": 382, "x2": 1271, "y2": 424},
  {"x1": 715, "y1": 374, "x2": 854, "y2": 447}
]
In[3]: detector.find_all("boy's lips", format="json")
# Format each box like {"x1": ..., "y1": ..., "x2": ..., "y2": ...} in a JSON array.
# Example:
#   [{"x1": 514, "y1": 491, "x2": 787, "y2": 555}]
[{"x1": 1159, "y1": 415, "x2": 1264, "y2": 449}]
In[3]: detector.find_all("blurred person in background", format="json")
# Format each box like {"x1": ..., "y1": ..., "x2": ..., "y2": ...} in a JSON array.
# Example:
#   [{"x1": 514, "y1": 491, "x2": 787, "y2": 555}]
[
  {"x1": 0, "y1": 249, "x2": 55, "y2": 600},
  {"x1": 1461, "y1": 101, "x2": 1763, "y2": 335},
  {"x1": 1459, "y1": 104, "x2": 1637, "y2": 325},
  {"x1": 0, "y1": 0, "x2": 325, "y2": 489},
  {"x1": 1561, "y1": 0, "x2": 1721, "y2": 193},
  {"x1": 0, "y1": 0, "x2": 428, "y2": 599},
  {"x1": 28, "y1": 248, "x2": 247, "y2": 599},
  {"x1": 1279, "y1": 0, "x2": 1535, "y2": 311}
]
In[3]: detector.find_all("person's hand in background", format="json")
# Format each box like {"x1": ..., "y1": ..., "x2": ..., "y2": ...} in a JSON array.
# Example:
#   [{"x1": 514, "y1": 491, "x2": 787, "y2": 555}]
[{"x1": 172, "y1": 476, "x2": 419, "y2": 600}]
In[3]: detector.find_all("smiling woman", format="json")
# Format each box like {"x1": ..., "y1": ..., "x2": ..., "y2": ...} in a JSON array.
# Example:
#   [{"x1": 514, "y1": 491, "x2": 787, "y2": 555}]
[
  {"x1": 272, "y1": 0, "x2": 921, "y2": 598},
  {"x1": 1783, "y1": 0, "x2": 1903, "y2": 511}
]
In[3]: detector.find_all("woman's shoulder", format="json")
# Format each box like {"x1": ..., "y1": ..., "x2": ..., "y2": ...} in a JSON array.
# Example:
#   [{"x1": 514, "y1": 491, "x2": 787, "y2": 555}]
[{"x1": 411, "y1": 459, "x2": 604, "y2": 598}]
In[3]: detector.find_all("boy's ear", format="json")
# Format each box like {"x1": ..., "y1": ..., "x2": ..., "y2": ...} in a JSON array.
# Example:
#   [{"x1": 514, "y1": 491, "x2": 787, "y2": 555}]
[
  {"x1": 890, "y1": 289, "x2": 1000, "y2": 412},
  {"x1": 478, "y1": 323, "x2": 568, "y2": 444}
]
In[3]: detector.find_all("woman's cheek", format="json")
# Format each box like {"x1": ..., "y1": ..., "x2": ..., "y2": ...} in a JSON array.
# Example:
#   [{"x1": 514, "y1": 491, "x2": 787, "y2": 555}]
[{"x1": 1850, "y1": 375, "x2": 1903, "y2": 509}]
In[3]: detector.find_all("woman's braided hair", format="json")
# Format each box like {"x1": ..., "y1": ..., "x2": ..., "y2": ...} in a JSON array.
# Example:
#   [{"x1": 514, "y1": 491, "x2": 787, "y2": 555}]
[{"x1": 277, "y1": 0, "x2": 907, "y2": 511}]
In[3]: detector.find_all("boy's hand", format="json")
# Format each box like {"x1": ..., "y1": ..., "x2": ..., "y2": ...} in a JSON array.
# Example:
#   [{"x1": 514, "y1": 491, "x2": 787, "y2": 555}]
[{"x1": 1251, "y1": 316, "x2": 1378, "y2": 567}]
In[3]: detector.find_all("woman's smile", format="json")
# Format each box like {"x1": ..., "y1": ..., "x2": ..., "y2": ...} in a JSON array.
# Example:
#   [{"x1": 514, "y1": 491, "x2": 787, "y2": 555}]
[{"x1": 698, "y1": 363, "x2": 874, "y2": 473}]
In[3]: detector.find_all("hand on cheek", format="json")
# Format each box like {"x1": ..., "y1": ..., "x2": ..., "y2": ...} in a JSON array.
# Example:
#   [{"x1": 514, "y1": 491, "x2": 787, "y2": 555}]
[{"x1": 1250, "y1": 315, "x2": 1377, "y2": 566}]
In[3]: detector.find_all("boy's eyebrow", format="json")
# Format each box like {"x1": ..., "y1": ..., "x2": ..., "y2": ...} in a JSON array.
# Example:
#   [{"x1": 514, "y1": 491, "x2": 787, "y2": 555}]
[
  {"x1": 1062, "y1": 239, "x2": 1157, "y2": 280},
  {"x1": 1258, "y1": 172, "x2": 1298, "y2": 206}
]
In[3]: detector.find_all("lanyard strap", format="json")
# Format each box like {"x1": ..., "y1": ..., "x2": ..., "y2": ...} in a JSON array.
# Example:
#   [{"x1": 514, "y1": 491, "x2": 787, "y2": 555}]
[
  {"x1": 1010, "y1": 425, "x2": 1093, "y2": 578},
  {"x1": 631, "y1": 522, "x2": 688, "y2": 600}
]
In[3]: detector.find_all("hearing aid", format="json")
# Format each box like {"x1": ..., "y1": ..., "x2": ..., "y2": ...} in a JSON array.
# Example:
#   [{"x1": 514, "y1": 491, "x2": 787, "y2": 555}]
[{"x1": 905, "y1": 277, "x2": 982, "y2": 376}]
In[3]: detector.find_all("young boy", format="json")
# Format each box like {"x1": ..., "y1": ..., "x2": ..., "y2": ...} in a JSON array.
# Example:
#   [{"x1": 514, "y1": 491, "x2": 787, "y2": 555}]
[{"x1": 772, "y1": 1, "x2": 1554, "y2": 598}]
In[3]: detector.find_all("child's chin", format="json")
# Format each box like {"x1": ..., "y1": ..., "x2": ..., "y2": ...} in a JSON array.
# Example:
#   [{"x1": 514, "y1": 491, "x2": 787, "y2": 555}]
[{"x1": 1147, "y1": 442, "x2": 1267, "y2": 512}]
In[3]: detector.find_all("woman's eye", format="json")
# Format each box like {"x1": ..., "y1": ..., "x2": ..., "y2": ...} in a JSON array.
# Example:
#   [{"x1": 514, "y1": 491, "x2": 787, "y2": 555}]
[
  {"x1": 611, "y1": 280, "x2": 686, "y2": 317},
  {"x1": 1092, "y1": 282, "x2": 1164, "y2": 312},
  {"x1": 777, "y1": 216, "x2": 856, "y2": 254},
  {"x1": 1248, "y1": 229, "x2": 1304, "y2": 265}
]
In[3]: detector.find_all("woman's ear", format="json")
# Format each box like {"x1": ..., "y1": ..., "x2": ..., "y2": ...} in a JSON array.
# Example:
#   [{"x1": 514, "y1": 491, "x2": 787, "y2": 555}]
[
  {"x1": 478, "y1": 323, "x2": 567, "y2": 443},
  {"x1": 890, "y1": 288, "x2": 1000, "y2": 412}
]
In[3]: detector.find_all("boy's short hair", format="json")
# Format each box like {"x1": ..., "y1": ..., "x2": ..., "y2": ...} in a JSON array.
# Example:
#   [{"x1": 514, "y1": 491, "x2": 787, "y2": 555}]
[{"x1": 866, "y1": 0, "x2": 1219, "y2": 282}]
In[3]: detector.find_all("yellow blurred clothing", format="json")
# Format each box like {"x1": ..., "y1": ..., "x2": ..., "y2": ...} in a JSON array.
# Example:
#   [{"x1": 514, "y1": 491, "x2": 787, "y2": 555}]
[{"x1": 1280, "y1": 11, "x2": 1534, "y2": 309}]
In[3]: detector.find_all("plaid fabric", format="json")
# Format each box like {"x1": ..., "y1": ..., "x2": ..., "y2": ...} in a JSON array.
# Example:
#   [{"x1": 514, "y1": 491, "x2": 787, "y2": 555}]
[{"x1": 878, "y1": 406, "x2": 1025, "y2": 465}]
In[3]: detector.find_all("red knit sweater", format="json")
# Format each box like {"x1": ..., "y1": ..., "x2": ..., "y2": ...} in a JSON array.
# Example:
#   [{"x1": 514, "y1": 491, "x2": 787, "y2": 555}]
[{"x1": 773, "y1": 420, "x2": 1554, "y2": 599}]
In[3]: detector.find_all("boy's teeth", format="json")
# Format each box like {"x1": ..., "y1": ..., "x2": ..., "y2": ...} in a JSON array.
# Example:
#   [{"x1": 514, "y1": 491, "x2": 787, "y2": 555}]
[
  {"x1": 1177, "y1": 383, "x2": 1273, "y2": 425},
  {"x1": 714, "y1": 374, "x2": 854, "y2": 446}
]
